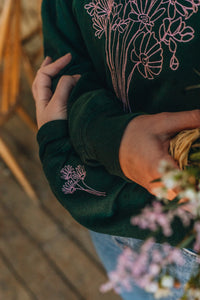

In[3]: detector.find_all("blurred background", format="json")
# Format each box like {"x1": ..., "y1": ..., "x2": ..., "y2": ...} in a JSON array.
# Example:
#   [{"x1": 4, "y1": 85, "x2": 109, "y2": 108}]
[{"x1": 0, "y1": 1, "x2": 120, "y2": 299}]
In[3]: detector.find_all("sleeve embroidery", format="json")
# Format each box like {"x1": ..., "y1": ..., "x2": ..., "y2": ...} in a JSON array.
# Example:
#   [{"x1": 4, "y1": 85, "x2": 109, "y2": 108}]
[{"x1": 60, "y1": 165, "x2": 106, "y2": 196}]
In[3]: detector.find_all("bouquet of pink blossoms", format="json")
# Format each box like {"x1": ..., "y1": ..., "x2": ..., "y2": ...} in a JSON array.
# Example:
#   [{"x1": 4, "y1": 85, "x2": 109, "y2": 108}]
[{"x1": 100, "y1": 126, "x2": 200, "y2": 299}]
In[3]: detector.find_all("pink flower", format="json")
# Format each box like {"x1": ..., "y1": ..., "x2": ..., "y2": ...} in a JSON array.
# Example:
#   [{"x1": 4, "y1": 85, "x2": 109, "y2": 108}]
[
  {"x1": 95, "y1": 0, "x2": 116, "y2": 18},
  {"x1": 100, "y1": 238, "x2": 184, "y2": 294},
  {"x1": 85, "y1": 0, "x2": 123, "y2": 20},
  {"x1": 169, "y1": 206, "x2": 193, "y2": 227},
  {"x1": 159, "y1": 17, "x2": 194, "y2": 70},
  {"x1": 131, "y1": 31, "x2": 163, "y2": 79},
  {"x1": 131, "y1": 201, "x2": 173, "y2": 236},
  {"x1": 60, "y1": 164, "x2": 106, "y2": 196},
  {"x1": 166, "y1": 0, "x2": 195, "y2": 19},
  {"x1": 159, "y1": 17, "x2": 195, "y2": 44},
  {"x1": 84, "y1": 2, "x2": 98, "y2": 17},
  {"x1": 192, "y1": 0, "x2": 200, "y2": 12},
  {"x1": 60, "y1": 165, "x2": 76, "y2": 181},
  {"x1": 62, "y1": 180, "x2": 77, "y2": 194},
  {"x1": 129, "y1": 0, "x2": 166, "y2": 31},
  {"x1": 92, "y1": 17, "x2": 106, "y2": 39},
  {"x1": 75, "y1": 165, "x2": 86, "y2": 181},
  {"x1": 112, "y1": 18, "x2": 130, "y2": 33}
]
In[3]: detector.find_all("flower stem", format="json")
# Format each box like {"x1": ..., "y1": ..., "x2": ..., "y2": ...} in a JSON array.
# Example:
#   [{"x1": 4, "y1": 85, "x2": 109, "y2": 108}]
[
  {"x1": 189, "y1": 152, "x2": 200, "y2": 162},
  {"x1": 176, "y1": 230, "x2": 196, "y2": 249},
  {"x1": 185, "y1": 84, "x2": 200, "y2": 91}
]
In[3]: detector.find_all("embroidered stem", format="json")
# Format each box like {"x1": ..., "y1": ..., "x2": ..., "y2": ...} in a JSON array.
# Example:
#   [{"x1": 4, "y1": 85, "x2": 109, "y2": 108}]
[{"x1": 80, "y1": 181, "x2": 106, "y2": 196}]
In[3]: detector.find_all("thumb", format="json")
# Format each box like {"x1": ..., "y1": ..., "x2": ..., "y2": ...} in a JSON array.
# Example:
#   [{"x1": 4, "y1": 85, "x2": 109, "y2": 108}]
[{"x1": 163, "y1": 110, "x2": 200, "y2": 135}]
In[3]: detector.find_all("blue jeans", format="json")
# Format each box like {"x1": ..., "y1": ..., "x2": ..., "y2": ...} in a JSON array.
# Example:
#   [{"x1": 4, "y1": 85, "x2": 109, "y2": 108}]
[{"x1": 89, "y1": 230, "x2": 199, "y2": 300}]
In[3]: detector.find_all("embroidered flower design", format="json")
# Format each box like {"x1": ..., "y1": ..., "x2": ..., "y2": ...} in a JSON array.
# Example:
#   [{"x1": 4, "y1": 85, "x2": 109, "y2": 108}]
[
  {"x1": 62, "y1": 180, "x2": 77, "y2": 194},
  {"x1": 160, "y1": 17, "x2": 195, "y2": 44},
  {"x1": 167, "y1": 0, "x2": 195, "y2": 19},
  {"x1": 84, "y1": 2, "x2": 98, "y2": 16},
  {"x1": 85, "y1": 0, "x2": 199, "y2": 111},
  {"x1": 159, "y1": 17, "x2": 195, "y2": 69},
  {"x1": 85, "y1": 1, "x2": 124, "y2": 38},
  {"x1": 193, "y1": 0, "x2": 200, "y2": 8},
  {"x1": 131, "y1": 31, "x2": 163, "y2": 79},
  {"x1": 95, "y1": 0, "x2": 115, "y2": 18},
  {"x1": 112, "y1": 3, "x2": 123, "y2": 17},
  {"x1": 112, "y1": 17, "x2": 130, "y2": 33},
  {"x1": 60, "y1": 165, "x2": 106, "y2": 196},
  {"x1": 60, "y1": 165, "x2": 77, "y2": 181},
  {"x1": 92, "y1": 16, "x2": 106, "y2": 38},
  {"x1": 128, "y1": 0, "x2": 166, "y2": 31},
  {"x1": 85, "y1": 0, "x2": 115, "y2": 18}
]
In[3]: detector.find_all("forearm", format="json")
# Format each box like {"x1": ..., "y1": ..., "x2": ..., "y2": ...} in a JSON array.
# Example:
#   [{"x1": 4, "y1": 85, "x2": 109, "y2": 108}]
[
  {"x1": 37, "y1": 120, "x2": 194, "y2": 247},
  {"x1": 68, "y1": 75, "x2": 143, "y2": 179}
]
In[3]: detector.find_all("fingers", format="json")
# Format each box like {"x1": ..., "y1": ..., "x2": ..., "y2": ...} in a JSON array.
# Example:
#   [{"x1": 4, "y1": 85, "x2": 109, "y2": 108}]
[
  {"x1": 33, "y1": 52, "x2": 81, "y2": 128},
  {"x1": 40, "y1": 56, "x2": 52, "y2": 68},
  {"x1": 149, "y1": 181, "x2": 178, "y2": 200},
  {"x1": 160, "y1": 110, "x2": 200, "y2": 135},
  {"x1": 35, "y1": 74, "x2": 80, "y2": 129},
  {"x1": 33, "y1": 53, "x2": 73, "y2": 109},
  {"x1": 40, "y1": 53, "x2": 72, "y2": 78},
  {"x1": 147, "y1": 153, "x2": 179, "y2": 200},
  {"x1": 72, "y1": 74, "x2": 82, "y2": 82},
  {"x1": 51, "y1": 74, "x2": 81, "y2": 107}
]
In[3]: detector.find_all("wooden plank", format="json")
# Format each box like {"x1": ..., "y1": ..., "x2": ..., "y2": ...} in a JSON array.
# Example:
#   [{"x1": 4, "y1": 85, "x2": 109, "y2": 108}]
[
  {"x1": 0, "y1": 254, "x2": 32, "y2": 300},
  {"x1": 0, "y1": 205, "x2": 79, "y2": 300},
  {"x1": 0, "y1": 175, "x2": 120, "y2": 300},
  {"x1": 43, "y1": 232, "x2": 120, "y2": 300},
  {"x1": 1, "y1": 116, "x2": 105, "y2": 265},
  {"x1": 0, "y1": 93, "x2": 120, "y2": 299},
  {"x1": 0, "y1": 137, "x2": 38, "y2": 203},
  {"x1": 40, "y1": 195, "x2": 104, "y2": 266}
]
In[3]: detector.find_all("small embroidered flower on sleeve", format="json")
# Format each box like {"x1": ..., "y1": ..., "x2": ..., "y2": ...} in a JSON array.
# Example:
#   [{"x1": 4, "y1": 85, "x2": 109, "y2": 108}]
[{"x1": 60, "y1": 165, "x2": 106, "y2": 196}]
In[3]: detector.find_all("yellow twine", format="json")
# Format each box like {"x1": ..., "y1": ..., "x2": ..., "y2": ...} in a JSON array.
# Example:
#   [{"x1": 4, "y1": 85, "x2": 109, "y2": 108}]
[{"x1": 169, "y1": 128, "x2": 200, "y2": 170}]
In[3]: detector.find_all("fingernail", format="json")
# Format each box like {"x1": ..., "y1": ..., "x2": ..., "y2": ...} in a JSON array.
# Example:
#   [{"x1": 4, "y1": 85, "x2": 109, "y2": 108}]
[
  {"x1": 65, "y1": 53, "x2": 72, "y2": 58},
  {"x1": 73, "y1": 74, "x2": 81, "y2": 81}
]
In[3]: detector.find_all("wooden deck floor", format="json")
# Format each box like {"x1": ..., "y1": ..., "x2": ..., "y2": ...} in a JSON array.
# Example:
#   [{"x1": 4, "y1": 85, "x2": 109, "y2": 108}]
[{"x1": 0, "y1": 88, "x2": 121, "y2": 300}]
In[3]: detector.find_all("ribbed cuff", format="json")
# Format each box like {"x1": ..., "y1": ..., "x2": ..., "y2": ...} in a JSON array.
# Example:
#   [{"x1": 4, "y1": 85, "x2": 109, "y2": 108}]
[
  {"x1": 86, "y1": 112, "x2": 143, "y2": 182},
  {"x1": 37, "y1": 120, "x2": 68, "y2": 161}
]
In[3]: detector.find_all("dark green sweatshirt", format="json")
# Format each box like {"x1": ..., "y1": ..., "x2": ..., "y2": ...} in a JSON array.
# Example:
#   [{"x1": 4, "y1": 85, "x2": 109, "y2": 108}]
[{"x1": 38, "y1": 0, "x2": 200, "y2": 246}]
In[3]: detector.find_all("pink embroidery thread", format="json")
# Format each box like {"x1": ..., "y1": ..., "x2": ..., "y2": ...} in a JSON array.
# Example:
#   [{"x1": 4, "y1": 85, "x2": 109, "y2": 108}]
[
  {"x1": 60, "y1": 165, "x2": 106, "y2": 196},
  {"x1": 84, "y1": 0, "x2": 198, "y2": 111}
]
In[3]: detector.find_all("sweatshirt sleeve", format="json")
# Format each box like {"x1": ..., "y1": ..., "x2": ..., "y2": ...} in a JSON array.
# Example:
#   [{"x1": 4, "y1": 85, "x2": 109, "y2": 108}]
[
  {"x1": 41, "y1": 0, "x2": 143, "y2": 181},
  {"x1": 37, "y1": 120, "x2": 194, "y2": 248}
]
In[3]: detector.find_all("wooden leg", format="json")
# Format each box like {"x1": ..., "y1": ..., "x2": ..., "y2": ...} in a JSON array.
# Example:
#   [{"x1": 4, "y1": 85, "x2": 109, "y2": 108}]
[
  {"x1": 0, "y1": 0, "x2": 13, "y2": 61},
  {"x1": 16, "y1": 106, "x2": 38, "y2": 133},
  {"x1": 22, "y1": 49, "x2": 36, "y2": 88},
  {"x1": 0, "y1": 137, "x2": 39, "y2": 204}
]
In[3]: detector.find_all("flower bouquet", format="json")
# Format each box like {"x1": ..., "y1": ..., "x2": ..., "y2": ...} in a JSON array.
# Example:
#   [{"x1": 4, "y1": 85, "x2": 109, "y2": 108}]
[{"x1": 100, "y1": 128, "x2": 200, "y2": 299}]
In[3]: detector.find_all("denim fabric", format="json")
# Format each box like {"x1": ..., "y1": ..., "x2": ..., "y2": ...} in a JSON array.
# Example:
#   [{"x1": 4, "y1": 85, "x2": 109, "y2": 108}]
[{"x1": 89, "y1": 230, "x2": 199, "y2": 300}]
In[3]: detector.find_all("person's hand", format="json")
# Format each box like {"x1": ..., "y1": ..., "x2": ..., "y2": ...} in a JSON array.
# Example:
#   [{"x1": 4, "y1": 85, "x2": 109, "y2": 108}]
[
  {"x1": 32, "y1": 53, "x2": 81, "y2": 129},
  {"x1": 119, "y1": 111, "x2": 200, "y2": 199}
]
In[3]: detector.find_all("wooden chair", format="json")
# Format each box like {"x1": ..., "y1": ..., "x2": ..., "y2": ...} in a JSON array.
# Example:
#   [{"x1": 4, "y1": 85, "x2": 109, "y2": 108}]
[{"x1": 0, "y1": 0, "x2": 42, "y2": 203}]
